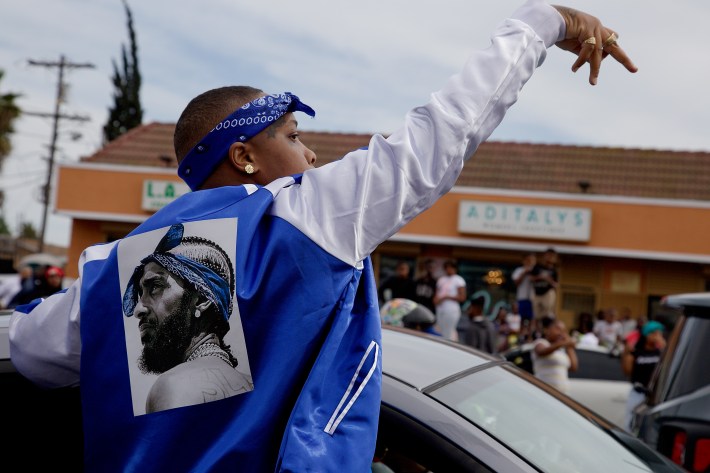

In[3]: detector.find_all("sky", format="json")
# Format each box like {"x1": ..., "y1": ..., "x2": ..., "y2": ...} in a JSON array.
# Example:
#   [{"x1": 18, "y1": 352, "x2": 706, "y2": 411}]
[{"x1": 1, "y1": 0, "x2": 708, "y2": 248}]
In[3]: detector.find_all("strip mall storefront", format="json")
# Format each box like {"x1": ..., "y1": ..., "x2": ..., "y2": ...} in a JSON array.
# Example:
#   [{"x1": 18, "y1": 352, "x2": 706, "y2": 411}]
[{"x1": 55, "y1": 161, "x2": 710, "y2": 327}]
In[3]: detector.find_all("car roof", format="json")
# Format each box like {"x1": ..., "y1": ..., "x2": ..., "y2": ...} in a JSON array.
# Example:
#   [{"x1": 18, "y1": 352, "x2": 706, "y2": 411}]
[
  {"x1": 662, "y1": 292, "x2": 710, "y2": 310},
  {"x1": 381, "y1": 326, "x2": 499, "y2": 390}
]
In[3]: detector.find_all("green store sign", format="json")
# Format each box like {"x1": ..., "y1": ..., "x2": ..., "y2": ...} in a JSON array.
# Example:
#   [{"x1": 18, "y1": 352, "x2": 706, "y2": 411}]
[{"x1": 142, "y1": 180, "x2": 190, "y2": 211}]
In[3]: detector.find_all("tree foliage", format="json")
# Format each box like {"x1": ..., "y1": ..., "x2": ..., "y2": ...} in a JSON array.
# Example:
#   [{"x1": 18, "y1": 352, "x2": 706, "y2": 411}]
[
  {"x1": 0, "y1": 215, "x2": 10, "y2": 235},
  {"x1": 19, "y1": 221, "x2": 38, "y2": 239},
  {"x1": 103, "y1": 0, "x2": 143, "y2": 143},
  {"x1": 0, "y1": 69, "x2": 21, "y2": 171},
  {"x1": 0, "y1": 69, "x2": 21, "y2": 220}
]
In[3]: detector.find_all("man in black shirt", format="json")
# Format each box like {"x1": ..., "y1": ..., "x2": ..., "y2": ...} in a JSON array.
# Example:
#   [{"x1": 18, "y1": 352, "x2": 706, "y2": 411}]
[
  {"x1": 621, "y1": 320, "x2": 666, "y2": 431},
  {"x1": 378, "y1": 260, "x2": 417, "y2": 305},
  {"x1": 531, "y1": 248, "x2": 559, "y2": 319},
  {"x1": 413, "y1": 259, "x2": 437, "y2": 313}
]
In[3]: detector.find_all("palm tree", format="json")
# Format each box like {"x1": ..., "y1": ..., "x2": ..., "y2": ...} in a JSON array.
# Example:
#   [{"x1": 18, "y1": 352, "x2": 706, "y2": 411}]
[
  {"x1": 0, "y1": 69, "x2": 21, "y2": 170},
  {"x1": 0, "y1": 69, "x2": 22, "y2": 230}
]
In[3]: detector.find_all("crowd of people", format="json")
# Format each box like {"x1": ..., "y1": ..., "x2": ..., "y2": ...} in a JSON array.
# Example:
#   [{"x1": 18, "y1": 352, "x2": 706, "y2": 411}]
[
  {"x1": 0, "y1": 264, "x2": 65, "y2": 310},
  {"x1": 377, "y1": 248, "x2": 565, "y2": 353},
  {"x1": 377, "y1": 254, "x2": 668, "y2": 433}
]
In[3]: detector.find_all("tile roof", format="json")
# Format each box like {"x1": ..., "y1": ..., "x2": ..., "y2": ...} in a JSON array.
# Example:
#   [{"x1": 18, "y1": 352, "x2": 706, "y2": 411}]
[{"x1": 81, "y1": 122, "x2": 710, "y2": 201}]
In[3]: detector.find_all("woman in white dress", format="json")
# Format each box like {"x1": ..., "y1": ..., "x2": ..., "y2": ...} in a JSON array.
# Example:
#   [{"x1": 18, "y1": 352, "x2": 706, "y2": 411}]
[{"x1": 433, "y1": 260, "x2": 467, "y2": 341}]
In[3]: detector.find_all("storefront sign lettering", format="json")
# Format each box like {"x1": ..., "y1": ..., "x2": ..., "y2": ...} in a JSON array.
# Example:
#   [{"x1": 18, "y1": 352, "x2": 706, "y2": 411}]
[
  {"x1": 142, "y1": 180, "x2": 190, "y2": 211},
  {"x1": 458, "y1": 201, "x2": 591, "y2": 241}
]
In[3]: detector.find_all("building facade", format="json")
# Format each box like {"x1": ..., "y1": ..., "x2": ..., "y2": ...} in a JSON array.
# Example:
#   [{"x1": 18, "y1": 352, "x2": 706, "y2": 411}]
[{"x1": 53, "y1": 123, "x2": 710, "y2": 327}]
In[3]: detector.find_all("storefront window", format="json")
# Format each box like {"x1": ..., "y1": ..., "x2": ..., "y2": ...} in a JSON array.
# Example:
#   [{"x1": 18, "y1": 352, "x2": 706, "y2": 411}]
[
  {"x1": 561, "y1": 291, "x2": 596, "y2": 317},
  {"x1": 376, "y1": 256, "x2": 515, "y2": 317},
  {"x1": 458, "y1": 260, "x2": 516, "y2": 317}
]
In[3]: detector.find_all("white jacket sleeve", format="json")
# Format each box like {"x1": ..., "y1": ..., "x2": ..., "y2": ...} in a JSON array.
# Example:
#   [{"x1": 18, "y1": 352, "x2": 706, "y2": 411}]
[
  {"x1": 9, "y1": 241, "x2": 118, "y2": 388},
  {"x1": 9, "y1": 278, "x2": 82, "y2": 388},
  {"x1": 271, "y1": 1, "x2": 564, "y2": 267}
]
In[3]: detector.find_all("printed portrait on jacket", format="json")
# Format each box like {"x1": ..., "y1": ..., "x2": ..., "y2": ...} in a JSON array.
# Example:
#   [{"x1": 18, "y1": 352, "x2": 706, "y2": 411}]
[{"x1": 118, "y1": 218, "x2": 253, "y2": 415}]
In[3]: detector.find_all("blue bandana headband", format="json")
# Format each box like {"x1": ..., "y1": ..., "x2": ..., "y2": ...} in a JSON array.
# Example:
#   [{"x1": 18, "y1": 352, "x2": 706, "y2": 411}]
[
  {"x1": 178, "y1": 92, "x2": 316, "y2": 191},
  {"x1": 123, "y1": 253, "x2": 232, "y2": 321},
  {"x1": 122, "y1": 223, "x2": 234, "y2": 321}
]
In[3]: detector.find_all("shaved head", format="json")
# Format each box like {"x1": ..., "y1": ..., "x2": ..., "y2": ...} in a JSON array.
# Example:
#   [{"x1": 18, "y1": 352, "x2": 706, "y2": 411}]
[{"x1": 173, "y1": 86, "x2": 264, "y2": 162}]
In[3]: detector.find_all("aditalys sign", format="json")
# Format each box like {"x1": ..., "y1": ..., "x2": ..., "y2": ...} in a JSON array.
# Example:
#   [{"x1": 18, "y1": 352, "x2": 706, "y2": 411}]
[{"x1": 458, "y1": 201, "x2": 591, "y2": 242}]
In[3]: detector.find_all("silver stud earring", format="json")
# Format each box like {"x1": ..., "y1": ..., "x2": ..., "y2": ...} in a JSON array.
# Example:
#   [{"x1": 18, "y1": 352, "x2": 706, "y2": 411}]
[
  {"x1": 245, "y1": 164, "x2": 255, "y2": 174},
  {"x1": 194, "y1": 309, "x2": 201, "y2": 318}
]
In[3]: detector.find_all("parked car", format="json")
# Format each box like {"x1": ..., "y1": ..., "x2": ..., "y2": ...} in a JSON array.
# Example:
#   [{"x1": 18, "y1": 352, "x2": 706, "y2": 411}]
[
  {"x1": 631, "y1": 292, "x2": 710, "y2": 473},
  {"x1": 0, "y1": 309, "x2": 83, "y2": 470},
  {"x1": 1, "y1": 311, "x2": 683, "y2": 472},
  {"x1": 503, "y1": 341, "x2": 631, "y2": 428},
  {"x1": 378, "y1": 326, "x2": 680, "y2": 472}
]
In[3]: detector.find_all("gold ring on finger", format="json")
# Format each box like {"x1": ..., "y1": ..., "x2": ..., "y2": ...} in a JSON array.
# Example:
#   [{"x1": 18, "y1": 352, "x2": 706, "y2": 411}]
[
  {"x1": 583, "y1": 36, "x2": 596, "y2": 46},
  {"x1": 603, "y1": 32, "x2": 618, "y2": 47}
]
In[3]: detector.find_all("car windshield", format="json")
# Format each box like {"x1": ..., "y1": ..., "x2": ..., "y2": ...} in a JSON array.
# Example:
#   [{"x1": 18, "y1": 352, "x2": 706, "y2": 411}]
[{"x1": 430, "y1": 366, "x2": 659, "y2": 473}]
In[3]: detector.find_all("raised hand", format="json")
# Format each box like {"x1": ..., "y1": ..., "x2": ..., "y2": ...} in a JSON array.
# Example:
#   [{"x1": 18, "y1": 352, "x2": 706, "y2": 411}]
[{"x1": 553, "y1": 5, "x2": 638, "y2": 85}]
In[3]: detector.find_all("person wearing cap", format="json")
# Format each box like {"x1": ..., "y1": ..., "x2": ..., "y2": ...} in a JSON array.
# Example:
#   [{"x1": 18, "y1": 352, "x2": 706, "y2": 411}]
[
  {"x1": 380, "y1": 297, "x2": 440, "y2": 335},
  {"x1": 9, "y1": 2, "x2": 637, "y2": 471},
  {"x1": 38, "y1": 266, "x2": 65, "y2": 298},
  {"x1": 621, "y1": 319, "x2": 666, "y2": 431}
]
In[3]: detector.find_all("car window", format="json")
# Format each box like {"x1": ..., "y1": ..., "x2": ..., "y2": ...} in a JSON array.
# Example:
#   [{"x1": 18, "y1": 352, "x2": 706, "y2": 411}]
[
  {"x1": 429, "y1": 366, "x2": 654, "y2": 473},
  {"x1": 505, "y1": 345, "x2": 627, "y2": 382},
  {"x1": 377, "y1": 404, "x2": 494, "y2": 473},
  {"x1": 650, "y1": 315, "x2": 710, "y2": 404}
]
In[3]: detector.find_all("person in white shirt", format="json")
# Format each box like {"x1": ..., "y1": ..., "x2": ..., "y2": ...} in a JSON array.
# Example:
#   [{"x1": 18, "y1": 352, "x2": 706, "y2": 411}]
[
  {"x1": 433, "y1": 260, "x2": 467, "y2": 341},
  {"x1": 532, "y1": 316, "x2": 578, "y2": 394},
  {"x1": 619, "y1": 306, "x2": 638, "y2": 339},
  {"x1": 594, "y1": 307, "x2": 623, "y2": 349}
]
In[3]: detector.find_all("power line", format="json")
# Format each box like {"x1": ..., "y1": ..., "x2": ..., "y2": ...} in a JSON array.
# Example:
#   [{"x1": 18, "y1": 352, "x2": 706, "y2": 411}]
[{"x1": 27, "y1": 55, "x2": 95, "y2": 252}]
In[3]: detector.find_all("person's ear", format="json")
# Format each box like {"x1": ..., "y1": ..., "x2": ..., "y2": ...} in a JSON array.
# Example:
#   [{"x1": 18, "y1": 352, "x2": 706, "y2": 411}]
[
  {"x1": 228, "y1": 141, "x2": 257, "y2": 175},
  {"x1": 194, "y1": 299, "x2": 213, "y2": 318}
]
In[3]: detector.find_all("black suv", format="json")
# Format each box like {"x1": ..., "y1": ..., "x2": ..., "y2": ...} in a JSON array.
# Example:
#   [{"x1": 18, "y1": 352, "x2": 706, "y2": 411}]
[{"x1": 631, "y1": 292, "x2": 710, "y2": 473}]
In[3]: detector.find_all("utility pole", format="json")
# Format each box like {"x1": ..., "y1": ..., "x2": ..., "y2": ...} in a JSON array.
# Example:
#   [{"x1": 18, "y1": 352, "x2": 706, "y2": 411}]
[{"x1": 27, "y1": 55, "x2": 94, "y2": 252}]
